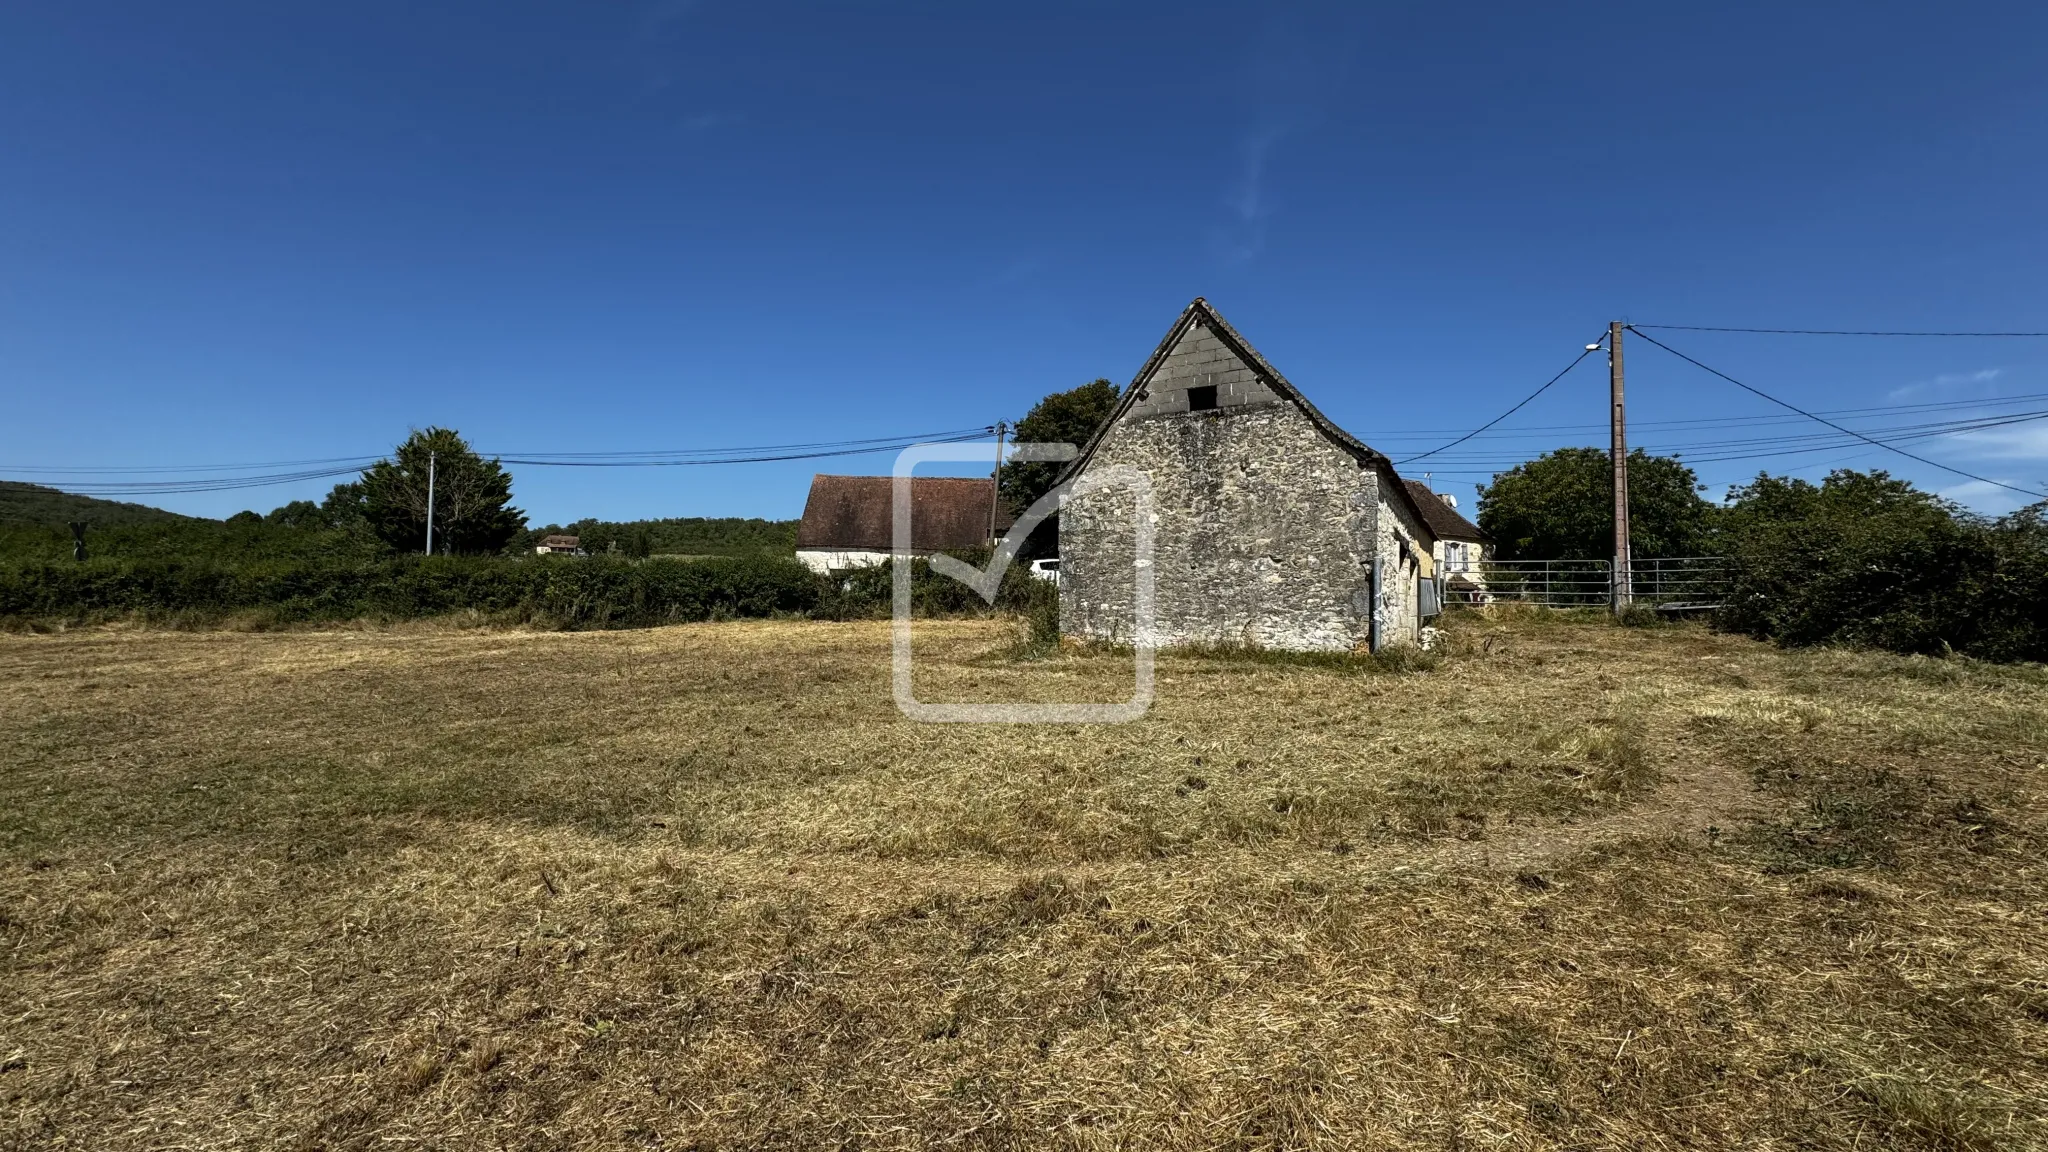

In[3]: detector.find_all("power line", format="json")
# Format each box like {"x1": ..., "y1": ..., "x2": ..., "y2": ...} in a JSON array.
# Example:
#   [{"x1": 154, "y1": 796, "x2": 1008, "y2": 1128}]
[
  {"x1": 485, "y1": 427, "x2": 993, "y2": 461},
  {"x1": 1397, "y1": 408, "x2": 2048, "y2": 465},
  {"x1": 1625, "y1": 327, "x2": 2048, "y2": 500},
  {"x1": 497, "y1": 430, "x2": 992, "y2": 469},
  {"x1": 0, "y1": 429, "x2": 995, "y2": 477},
  {"x1": 1395, "y1": 338, "x2": 1604, "y2": 466},
  {"x1": 1395, "y1": 401, "x2": 2046, "y2": 471},
  {"x1": 0, "y1": 455, "x2": 384, "y2": 476},
  {"x1": 1632, "y1": 324, "x2": 2048, "y2": 337},
  {"x1": 1366, "y1": 392, "x2": 2048, "y2": 440},
  {"x1": 14, "y1": 464, "x2": 377, "y2": 497},
  {"x1": 3, "y1": 427, "x2": 1000, "y2": 496},
  {"x1": 1393, "y1": 391, "x2": 2048, "y2": 477},
  {"x1": 1652, "y1": 410, "x2": 2048, "y2": 456}
]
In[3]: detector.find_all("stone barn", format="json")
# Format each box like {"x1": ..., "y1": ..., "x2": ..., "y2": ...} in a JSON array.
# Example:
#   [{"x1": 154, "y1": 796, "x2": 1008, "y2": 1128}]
[{"x1": 1058, "y1": 298, "x2": 1443, "y2": 652}]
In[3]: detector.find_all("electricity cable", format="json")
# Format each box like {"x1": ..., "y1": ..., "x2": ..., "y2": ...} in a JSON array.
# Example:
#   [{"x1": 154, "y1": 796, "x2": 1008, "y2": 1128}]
[
  {"x1": 1632, "y1": 324, "x2": 2048, "y2": 337},
  {"x1": 1625, "y1": 327, "x2": 2047, "y2": 499},
  {"x1": 1394, "y1": 338, "x2": 1604, "y2": 466}
]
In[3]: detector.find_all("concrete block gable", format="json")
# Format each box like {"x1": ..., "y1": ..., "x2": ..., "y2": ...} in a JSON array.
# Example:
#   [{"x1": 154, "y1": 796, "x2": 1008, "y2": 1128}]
[{"x1": 1126, "y1": 318, "x2": 1282, "y2": 420}]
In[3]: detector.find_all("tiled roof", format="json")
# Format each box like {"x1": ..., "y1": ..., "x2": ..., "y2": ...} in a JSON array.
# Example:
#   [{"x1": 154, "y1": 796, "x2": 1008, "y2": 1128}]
[
  {"x1": 795, "y1": 475, "x2": 1013, "y2": 552},
  {"x1": 539, "y1": 535, "x2": 580, "y2": 548},
  {"x1": 1401, "y1": 480, "x2": 1491, "y2": 543}
]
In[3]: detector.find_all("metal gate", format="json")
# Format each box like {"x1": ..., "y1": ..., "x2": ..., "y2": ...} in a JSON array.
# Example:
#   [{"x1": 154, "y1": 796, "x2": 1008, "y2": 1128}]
[
  {"x1": 1443, "y1": 557, "x2": 1729, "y2": 610},
  {"x1": 1630, "y1": 556, "x2": 1733, "y2": 611}
]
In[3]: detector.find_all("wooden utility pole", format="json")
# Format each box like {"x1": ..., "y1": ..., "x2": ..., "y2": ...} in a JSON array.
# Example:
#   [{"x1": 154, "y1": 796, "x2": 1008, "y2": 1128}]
[
  {"x1": 988, "y1": 421, "x2": 1008, "y2": 543},
  {"x1": 1609, "y1": 322, "x2": 1632, "y2": 613}
]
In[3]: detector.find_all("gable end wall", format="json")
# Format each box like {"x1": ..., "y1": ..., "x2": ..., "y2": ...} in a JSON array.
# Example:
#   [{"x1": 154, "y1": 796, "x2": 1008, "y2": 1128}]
[
  {"x1": 1124, "y1": 320, "x2": 1284, "y2": 419},
  {"x1": 1060, "y1": 324, "x2": 1381, "y2": 651}
]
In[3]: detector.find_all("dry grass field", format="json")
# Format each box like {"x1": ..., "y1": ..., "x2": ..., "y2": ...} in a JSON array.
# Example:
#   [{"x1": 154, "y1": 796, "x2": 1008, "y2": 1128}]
[{"x1": 2, "y1": 610, "x2": 2046, "y2": 1150}]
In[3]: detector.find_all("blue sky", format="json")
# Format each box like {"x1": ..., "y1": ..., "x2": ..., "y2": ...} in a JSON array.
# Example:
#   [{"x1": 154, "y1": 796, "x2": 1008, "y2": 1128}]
[{"x1": 4, "y1": 2, "x2": 2046, "y2": 524}]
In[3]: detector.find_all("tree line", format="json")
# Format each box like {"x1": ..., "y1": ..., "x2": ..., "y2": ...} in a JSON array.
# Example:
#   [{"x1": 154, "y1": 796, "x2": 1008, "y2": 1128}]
[
  {"x1": 1, "y1": 428, "x2": 796, "y2": 566},
  {"x1": 6, "y1": 398, "x2": 2043, "y2": 662}
]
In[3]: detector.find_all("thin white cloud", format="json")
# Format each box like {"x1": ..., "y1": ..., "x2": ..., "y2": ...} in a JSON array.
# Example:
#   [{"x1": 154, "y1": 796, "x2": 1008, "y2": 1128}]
[
  {"x1": 1936, "y1": 479, "x2": 2029, "y2": 516},
  {"x1": 1205, "y1": 11, "x2": 1359, "y2": 266},
  {"x1": 1211, "y1": 129, "x2": 1282, "y2": 264},
  {"x1": 1947, "y1": 421, "x2": 2048, "y2": 460},
  {"x1": 1887, "y1": 367, "x2": 2003, "y2": 401}
]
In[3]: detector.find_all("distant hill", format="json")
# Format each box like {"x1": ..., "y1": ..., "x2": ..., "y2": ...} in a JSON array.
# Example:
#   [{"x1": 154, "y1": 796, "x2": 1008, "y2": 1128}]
[
  {"x1": 0, "y1": 482, "x2": 800, "y2": 566},
  {"x1": 0, "y1": 482, "x2": 200, "y2": 527}
]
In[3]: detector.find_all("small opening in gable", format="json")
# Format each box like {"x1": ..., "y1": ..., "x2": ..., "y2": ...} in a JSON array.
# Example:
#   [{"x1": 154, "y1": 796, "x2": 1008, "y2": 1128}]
[{"x1": 1187, "y1": 385, "x2": 1219, "y2": 412}]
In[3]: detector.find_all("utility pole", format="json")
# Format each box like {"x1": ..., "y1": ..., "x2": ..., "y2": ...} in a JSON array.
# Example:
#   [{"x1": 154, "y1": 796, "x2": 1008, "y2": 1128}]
[
  {"x1": 988, "y1": 421, "x2": 1008, "y2": 544},
  {"x1": 424, "y1": 450, "x2": 437, "y2": 556},
  {"x1": 1609, "y1": 322, "x2": 1632, "y2": 614}
]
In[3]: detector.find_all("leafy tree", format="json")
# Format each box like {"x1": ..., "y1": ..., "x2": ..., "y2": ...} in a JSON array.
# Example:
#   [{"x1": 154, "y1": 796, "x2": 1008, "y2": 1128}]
[
  {"x1": 1477, "y1": 447, "x2": 1712, "y2": 561},
  {"x1": 265, "y1": 500, "x2": 323, "y2": 529},
  {"x1": 1001, "y1": 378, "x2": 1120, "y2": 514},
  {"x1": 320, "y1": 482, "x2": 369, "y2": 530},
  {"x1": 358, "y1": 428, "x2": 526, "y2": 554},
  {"x1": 1001, "y1": 378, "x2": 1120, "y2": 558},
  {"x1": 1716, "y1": 469, "x2": 1954, "y2": 538}
]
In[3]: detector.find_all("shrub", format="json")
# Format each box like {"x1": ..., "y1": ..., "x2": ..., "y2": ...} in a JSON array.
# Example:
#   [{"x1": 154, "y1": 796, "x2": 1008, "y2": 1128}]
[
  {"x1": 0, "y1": 549, "x2": 1059, "y2": 632},
  {"x1": 0, "y1": 554, "x2": 822, "y2": 630},
  {"x1": 1714, "y1": 471, "x2": 2048, "y2": 663},
  {"x1": 806, "y1": 549, "x2": 1043, "y2": 621}
]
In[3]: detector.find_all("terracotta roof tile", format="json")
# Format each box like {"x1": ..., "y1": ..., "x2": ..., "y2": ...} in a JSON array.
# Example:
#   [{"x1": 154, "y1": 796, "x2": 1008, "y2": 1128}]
[
  {"x1": 795, "y1": 475, "x2": 1012, "y2": 552},
  {"x1": 1401, "y1": 480, "x2": 1491, "y2": 543}
]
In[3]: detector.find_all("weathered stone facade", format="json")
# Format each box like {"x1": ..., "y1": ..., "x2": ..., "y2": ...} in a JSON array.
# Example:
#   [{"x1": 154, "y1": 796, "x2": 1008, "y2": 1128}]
[{"x1": 1059, "y1": 299, "x2": 1439, "y2": 652}]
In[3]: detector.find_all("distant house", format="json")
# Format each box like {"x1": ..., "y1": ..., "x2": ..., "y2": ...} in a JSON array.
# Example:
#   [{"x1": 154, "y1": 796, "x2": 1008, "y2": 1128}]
[
  {"x1": 1402, "y1": 480, "x2": 1492, "y2": 598},
  {"x1": 534, "y1": 534, "x2": 582, "y2": 556},
  {"x1": 794, "y1": 475, "x2": 1012, "y2": 574}
]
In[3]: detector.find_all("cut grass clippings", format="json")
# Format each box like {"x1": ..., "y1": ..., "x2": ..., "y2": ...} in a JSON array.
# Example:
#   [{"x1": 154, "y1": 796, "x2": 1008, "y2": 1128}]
[{"x1": 1, "y1": 611, "x2": 2044, "y2": 1149}]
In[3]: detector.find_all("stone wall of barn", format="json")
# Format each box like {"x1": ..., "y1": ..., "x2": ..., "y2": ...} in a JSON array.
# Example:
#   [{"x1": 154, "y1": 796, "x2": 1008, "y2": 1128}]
[
  {"x1": 1371, "y1": 478, "x2": 1432, "y2": 647},
  {"x1": 1060, "y1": 324, "x2": 1385, "y2": 651}
]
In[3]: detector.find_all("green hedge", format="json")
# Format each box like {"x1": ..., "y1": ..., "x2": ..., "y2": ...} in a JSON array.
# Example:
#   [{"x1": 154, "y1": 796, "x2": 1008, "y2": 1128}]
[
  {"x1": 0, "y1": 551, "x2": 1044, "y2": 629},
  {"x1": 1714, "y1": 475, "x2": 2048, "y2": 663}
]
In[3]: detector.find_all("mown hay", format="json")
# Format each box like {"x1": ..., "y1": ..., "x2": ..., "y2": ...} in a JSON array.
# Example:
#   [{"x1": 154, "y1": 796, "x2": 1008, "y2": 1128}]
[{"x1": 1, "y1": 614, "x2": 2044, "y2": 1149}]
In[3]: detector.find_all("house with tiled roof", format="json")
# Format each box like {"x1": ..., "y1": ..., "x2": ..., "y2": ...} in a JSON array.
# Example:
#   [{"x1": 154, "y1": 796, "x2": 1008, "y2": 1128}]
[
  {"x1": 794, "y1": 475, "x2": 1013, "y2": 574},
  {"x1": 1402, "y1": 478, "x2": 1492, "y2": 596}
]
